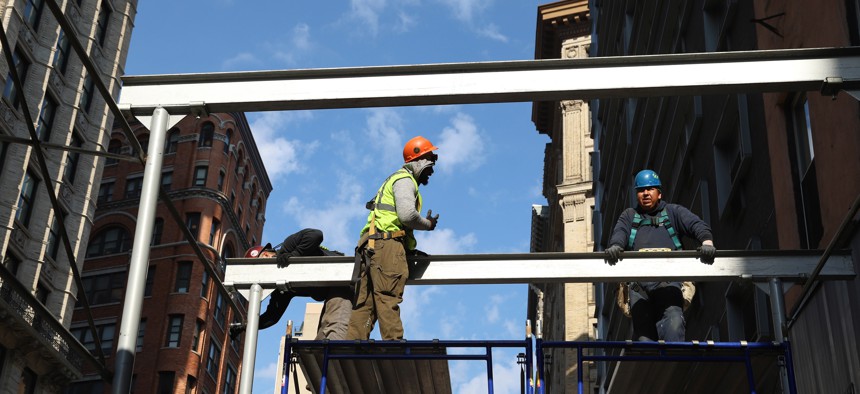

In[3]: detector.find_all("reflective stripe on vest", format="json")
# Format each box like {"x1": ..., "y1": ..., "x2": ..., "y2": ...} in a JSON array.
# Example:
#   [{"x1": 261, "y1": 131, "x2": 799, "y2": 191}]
[
  {"x1": 627, "y1": 208, "x2": 682, "y2": 250},
  {"x1": 361, "y1": 168, "x2": 422, "y2": 250}
]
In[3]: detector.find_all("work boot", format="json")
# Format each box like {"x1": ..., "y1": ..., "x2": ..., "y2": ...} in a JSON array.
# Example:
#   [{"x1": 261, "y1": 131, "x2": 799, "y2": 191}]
[
  {"x1": 229, "y1": 322, "x2": 246, "y2": 340},
  {"x1": 656, "y1": 306, "x2": 685, "y2": 341}
]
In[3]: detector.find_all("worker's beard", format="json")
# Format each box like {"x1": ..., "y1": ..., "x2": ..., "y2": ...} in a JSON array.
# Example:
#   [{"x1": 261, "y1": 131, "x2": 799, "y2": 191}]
[{"x1": 417, "y1": 166, "x2": 434, "y2": 185}]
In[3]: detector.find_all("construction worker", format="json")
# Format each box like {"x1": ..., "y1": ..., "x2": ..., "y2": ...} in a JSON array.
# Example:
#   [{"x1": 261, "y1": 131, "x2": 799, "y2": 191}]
[
  {"x1": 604, "y1": 169, "x2": 716, "y2": 342},
  {"x1": 346, "y1": 136, "x2": 440, "y2": 340},
  {"x1": 231, "y1": 229, "x2": 353, "y2": 340}
]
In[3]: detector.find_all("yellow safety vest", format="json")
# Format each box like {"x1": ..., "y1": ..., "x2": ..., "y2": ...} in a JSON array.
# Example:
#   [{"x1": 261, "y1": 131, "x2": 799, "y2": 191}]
[{"x1": 361, "y1": 169, "x2": 422, "y2": 250}]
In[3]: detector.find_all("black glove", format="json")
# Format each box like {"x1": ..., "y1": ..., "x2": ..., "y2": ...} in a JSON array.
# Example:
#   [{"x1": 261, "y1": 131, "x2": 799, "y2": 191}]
[
  {"x1": 605, "y1": 245, "x2": 624, "y2": 265},
  {"x1": 229, "y1": 322, "x2": 246, "y2": 340},
  {"x1": 410, "y1": 249, "x2": 429, "y2": 257},
  {"x1": 698, "y1": 244, "x2": 716, "y2": 264},
  {"x1": 276, "y1": 253, "x2": 291, "y2": 268},
  {"x1": 426, "y1": 209, "x2": 439, "y2": 230}
]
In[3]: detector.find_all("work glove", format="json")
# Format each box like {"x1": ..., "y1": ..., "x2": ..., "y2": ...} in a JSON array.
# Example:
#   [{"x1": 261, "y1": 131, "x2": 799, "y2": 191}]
[
  {"x1": 698, "y1": 244, "x2": 716, "y2": 264},
  {"x1": 410, "y1": 249, "x2": 429, "y2": 257},
  {"x1": 605, "y1": 245, "x2": 624, "y2": 265},
  {"x1": 228, "y1": 322, "x2": 246, "y2": 340},
  {"x1": 426, "y1": 209, "x2": 439, "y2": 230},
  {"x1": 276, "y1": 253, "x2": 291, "y2": 268}
]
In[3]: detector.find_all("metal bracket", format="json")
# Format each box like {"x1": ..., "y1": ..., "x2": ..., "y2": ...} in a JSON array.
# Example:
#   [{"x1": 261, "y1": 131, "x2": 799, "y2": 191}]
[
  {"x1": 821, "y1": 77, "x2": 843, "y2": 98},
  {"x1": 189, "y1": 101, "x2": 208, "y2": 118}
]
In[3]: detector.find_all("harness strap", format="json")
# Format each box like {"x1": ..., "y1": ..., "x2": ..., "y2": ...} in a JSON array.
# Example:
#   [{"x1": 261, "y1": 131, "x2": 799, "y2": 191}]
[{"x1": 628, "y1": 208, "x2": 682, "y2": 250}]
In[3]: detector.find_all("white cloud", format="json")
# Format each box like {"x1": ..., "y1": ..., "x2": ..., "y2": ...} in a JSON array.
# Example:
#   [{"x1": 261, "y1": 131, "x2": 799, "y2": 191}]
[
  {"x1": 248, "y1": 112, "x2": 317, "y2": 179},
  {"x1": 456, "y1": 357, "x2": 521, "y2": 394},
  {"x1": 393, "y1": 11, "x2": 417, "y2": 33},
  {"x1": 269, "y1": 23, "x2": 315, "y2": 66},
  {"x1": 256, "y1": 361, "x2": 278, "y2": 379},
  {"x1": 414, "y1": 228, "x2": 477, "y2": 255},
  {"x1": 436, "y1": 112, "x2": 486, "y2": 173},
  {"x1": 292, "y1": 23, "x2": 312, "y2": 50},
  {"x1": 221, "y1": 52, "x2": 262, "y2": 71},
  {"x1": 436, "y1": 0, "x2": 492, "y2": 22},
  {"x1": 365, "y1": 108, "x2": 406, "y2": 167},
  {"x1": 349, "y1": 0, "x2": 387, "y2": 36},
  {"x1": 477, "y1": 23, "x2": 508, "y2": 42},
  {"x1": 283, "y1": 173, "x2": 368, "y2": 251},
  {"x1": 400, "y1": 285, "x2": 443, "y2": 336}
]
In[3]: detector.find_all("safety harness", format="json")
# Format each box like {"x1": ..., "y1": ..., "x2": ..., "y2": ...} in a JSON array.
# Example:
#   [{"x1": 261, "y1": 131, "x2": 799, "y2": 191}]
[{"x1": 628, "y1": 208, "x2": 682, "y2": 250}]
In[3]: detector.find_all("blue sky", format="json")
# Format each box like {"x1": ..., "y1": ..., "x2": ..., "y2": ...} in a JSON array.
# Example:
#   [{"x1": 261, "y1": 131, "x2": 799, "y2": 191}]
[{"x1": 125, "y1": 1, "x2": 549, "y2": 392}]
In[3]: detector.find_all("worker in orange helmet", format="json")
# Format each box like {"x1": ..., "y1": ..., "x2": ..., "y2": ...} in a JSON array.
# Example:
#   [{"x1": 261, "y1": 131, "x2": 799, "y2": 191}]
[{"x1": 346, "y1": 136, "x2": 440, "y2": 340}]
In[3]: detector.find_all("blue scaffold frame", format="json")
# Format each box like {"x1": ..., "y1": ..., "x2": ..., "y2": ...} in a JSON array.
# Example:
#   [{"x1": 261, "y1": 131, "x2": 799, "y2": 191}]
[{"x1": 279, "y1": 336, "x2": 797, "y2": 394}]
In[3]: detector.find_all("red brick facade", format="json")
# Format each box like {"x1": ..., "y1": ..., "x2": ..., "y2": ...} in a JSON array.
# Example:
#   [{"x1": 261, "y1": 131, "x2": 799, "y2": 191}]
[{"x1": 71, "y1": 112, "x2": 271, "y2": 393}]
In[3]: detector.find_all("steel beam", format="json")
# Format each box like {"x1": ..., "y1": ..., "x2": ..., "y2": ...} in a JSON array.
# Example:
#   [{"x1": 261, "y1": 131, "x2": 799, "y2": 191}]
[
  {"x1": 118, "y1": 47, "x2": 860, "y2": 115},
  {"x1": 224, "y1": 250, "x2": 855, "y2": 297}
]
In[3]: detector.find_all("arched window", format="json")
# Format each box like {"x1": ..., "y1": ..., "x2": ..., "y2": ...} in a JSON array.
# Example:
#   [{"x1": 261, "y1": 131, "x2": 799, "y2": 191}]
[
  {"x1": 151, "y1": 218, "x2": 164, "y2": 245},
  {"x1": 224, "y1": 129, "x2": 233, "y2": 154},
  {"x1": 87, "y1": 226, "x2": 132, "y2": 257},
  {"x1": 105, "y1": 139, "x2": 122, "y2": 165},
  {"x1": 198, "y1": 122, "x2": 214, "y2": 147},
  {"x1": 165, "y1": 128, "x2": 179, "y2": 154},
  {"x1": 137, "y1": 134, "x2": 149, "y2": 155}
]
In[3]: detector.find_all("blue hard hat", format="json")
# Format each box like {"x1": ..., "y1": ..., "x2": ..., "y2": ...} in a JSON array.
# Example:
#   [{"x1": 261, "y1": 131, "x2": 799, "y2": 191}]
[{"x1": 634, "y1": 169, "x2": 661, "y2": 189}]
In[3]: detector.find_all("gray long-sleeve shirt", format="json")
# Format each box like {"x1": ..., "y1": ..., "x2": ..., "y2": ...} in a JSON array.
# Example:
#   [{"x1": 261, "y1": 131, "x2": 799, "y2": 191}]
[{"x1": 391, "y1": 159, "x2": 434, "y2": 230}]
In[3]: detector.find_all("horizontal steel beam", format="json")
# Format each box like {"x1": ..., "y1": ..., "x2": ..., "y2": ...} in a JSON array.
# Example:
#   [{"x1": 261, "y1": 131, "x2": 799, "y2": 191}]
[
  {"x1": 224, "y1": 250, "x2": 855, "y2": 298},
  {"x1": 119, "y1": 47, "x2": 860, "y2": 115}
]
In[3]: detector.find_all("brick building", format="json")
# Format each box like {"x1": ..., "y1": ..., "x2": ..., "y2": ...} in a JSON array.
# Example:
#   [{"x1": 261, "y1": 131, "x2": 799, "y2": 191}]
[{"x1": 69, "y1": 113, "x2": 271, "y2": 392}]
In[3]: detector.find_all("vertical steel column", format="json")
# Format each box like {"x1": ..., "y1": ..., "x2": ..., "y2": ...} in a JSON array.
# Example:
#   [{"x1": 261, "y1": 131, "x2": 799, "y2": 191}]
[
  {"x1": 577, "y1": 345, "x2": 584, "y2": 394},
  {"x1": 486, "y1": 346, "x2": 494, "y2": 394},
  {"x1": 281, "y1": 321, "x2": 292, "y2": 394},
  {"x1": 535, "y1": 319, "x2": 545, "y2": 394},
  {"x1": 239, "y1": 284, "x2": 264, "y2": 394},
  {"x1": 320, "y1": 343, "x2": 331, "y2": 394},
  {"x1": 526, "y1": 322, "x2": 534, "y2": 394},
  {"x1": 111, "y1": 107, "x2": 169, "y2": 394},
  {"x1": 769, "y1": 278, "x2": 792, "y2": 394}
]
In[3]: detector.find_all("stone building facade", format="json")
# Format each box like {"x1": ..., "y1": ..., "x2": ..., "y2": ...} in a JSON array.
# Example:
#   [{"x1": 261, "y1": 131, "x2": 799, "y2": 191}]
[
  {"x1": 529, "y1": 1, "x2": 596, "y2": 392},
  {"x1": 0, "y1": 0, "x2": 136, "y2": 391}
]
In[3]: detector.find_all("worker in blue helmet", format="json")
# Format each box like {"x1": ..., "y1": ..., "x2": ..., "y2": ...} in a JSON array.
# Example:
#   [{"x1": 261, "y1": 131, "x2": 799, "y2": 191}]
[{"x1": 604, "y1": 169, "x2": 716, "y2": 341}]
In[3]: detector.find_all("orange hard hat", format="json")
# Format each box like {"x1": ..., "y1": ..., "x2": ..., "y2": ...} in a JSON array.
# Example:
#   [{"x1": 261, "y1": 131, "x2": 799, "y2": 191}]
[
  {"x1": 402, "y1": 136, "x2": 439, "y2": 163},
  {"x1": 244, "y1": 243, "x2": 273, "y2": 258}
]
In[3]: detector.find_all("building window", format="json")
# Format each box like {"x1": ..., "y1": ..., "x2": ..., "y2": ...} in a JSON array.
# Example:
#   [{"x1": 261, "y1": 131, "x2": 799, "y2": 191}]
[
  {"x1": 19, "y1": 368, "x2": 37, "y2": 394},
  {"x1": 144, "y1": 265, "x2": 155, "y2": 297},
  {"x1": 0, "y1": 141, "x2": 8, "y2": 174},
  {"x1": 66, "y1": 381, "x2": 104, "y2": 393},
  {"x1": 165, "y1": 128, "x2": 179, "y2": 154},
  {"x1": 209, "y1": 219, "x2": 220, "y2": 245},
  {"x1": 200, "y1": 269, "x2": 210, "y2": 298},
  {"x1": 95, "y1": 0, "x2": 111, "y2": 47},
  {"x1": 80, "y1": 271, "x2": 125, "y2": 305},
  {"x1": 217, "y1": 170, "x2": 225, "y2": 191},
  {"x1": 15, "y1": 170, "x2": 39, "y2": 227},
  {"x1": 161, "y1": 171, "x2": 173, "y2": 192},
  {"x1": 138, "y1": 134, "x2": 148, "y2": 156},
  {"x1": 193, "y1": 166, "x2": 208, "y2": 187},
  {"x1": 71, "y1": 322, "x2": 116, "y2": 353},
  {"x1": 174, "y1": 261, "x2": 192, "y2": 293},
  {"x1": 221, "y1": 245, "x2": 234, "y2": 273},
  {"x1": 787, "y1": 93, "x2": 822, "y2": 248},
  {"x1": 125, "y1": 177, "x2": 143, "y2": 199},
  {"x1": 35, "y1": 281, "x2": 50, "y2": 305},
  {"x1": 64, "y1": 133, "x2": 82, "y2": 184},
  {"x1": 105, "y1": 139, "x2": 122, "y2": 165},
  {"x1": 80, "y1": 74, "x2": 95, "y2": 113},
  {"x1": 224, "y1": 365, "x2": 237, "y2": 394},
  {"x1": 86, "y1": 226, "x2": 132, "y2": 257},
  {"x1": 52, "y1": 29, "x2": 71, "y2": 74},
  {"x1": 198, "y1": 122, "x2": 214, "y2": 147},
  {"x1": 224, "y1": 129, "x2": 232, "y2": 154},
  {"x1": 156, "y1": 371, "x2": 175, "y2": 394},
  {"x1": 36, "y1": 95, "x2": 58, "y2": 142},
  {"x1": 214, "y1": 292, "x2": 225, "y2": 327},
  {"x1": 3, "y1": 253, "x2": 22, "y2": 276},
  {"x1": 3, "y1": 48, "x2": 30, "y2": 108},
  {"x1": 151, "y1": 218, "x2": 164, "y2": 246},
  {"x1": 236, "y1": 207, "x2": 243, "y2": 224},
  {"x1": 97, "y1": 181, "x2": 114, "y2": 204},
  {"x1": 206, "y1": 341, "x2": 221, "y2": 377},
  {"x1": 193, "y1": 319, "x2": 204, "y2": 352},
  {"x1": 46, "y1": 211, "x2": 65, "y2": 260},
  {"x1": 186, "y1": 212, "x2": 201, "y2": 238},
  {"x1": 165, "y1": 315, "x2": 183, "y2": 347},
  {"x1": 136, "y1": 319, "x2": 146, "y2": 352},
  {"x1": 23, "y1": 0, "x2": 45, "y2": 31},
  {"x1": 185, "y1": 376, "x2": 197, "y2": 394}
]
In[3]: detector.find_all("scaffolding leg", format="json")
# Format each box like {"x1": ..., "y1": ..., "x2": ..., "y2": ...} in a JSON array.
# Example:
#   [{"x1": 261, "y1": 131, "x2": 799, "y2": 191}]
[
  {"x1": 782, "y1": 340, "x2": 798, "y2": 394},
  {"x1": 577, "y1": 345, "x2": 584, "y2": 394},
  {"x1": 536, "y1": 337, "x2": 545, "y2": 394},
  {"x1": 526, "y1": 336, "x2": 534, "y2": 394},
  {"x1": 239, "y1": 284, "x2": 263, "y2": 394},
  {"x1": 769, "y1": 278, "x2": 792, "y2": 394},
  {"x1": 320, "y1": 343, "x2": 331, "y2": 394},
  {"x1": 743, "y1": 348, "x2": 757, "y2": 394},
  {"x1": 487, "y1": 346, "x2": 494, "y2": 394}
]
